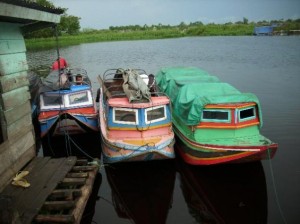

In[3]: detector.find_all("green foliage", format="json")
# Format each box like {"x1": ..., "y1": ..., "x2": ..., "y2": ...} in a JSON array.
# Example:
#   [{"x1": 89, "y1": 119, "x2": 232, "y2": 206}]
[
  {"x1": 36, "y1": 0, "x2": 55, "y2": 7},
  {"x1": 24, "y1": 0, "x2": 80, "y2": 38},
  {"x1": 25, "y1": 18, "x2": 300, "y2": 51},
  {"x1": 58, "y1": 15, "x2": 81, "y2": 35}
]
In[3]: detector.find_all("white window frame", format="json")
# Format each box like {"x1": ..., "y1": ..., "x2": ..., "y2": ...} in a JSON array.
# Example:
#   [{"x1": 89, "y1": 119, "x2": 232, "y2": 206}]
[
  {"x1": 40, "y1": 90, "x2": 93, "y2": 110},
  {"x1": 113, "y1": 107, "x2": 139, "y2": 125},
  {"x1": 145, "y1": 105, "x2": 167, "y2": 124}
]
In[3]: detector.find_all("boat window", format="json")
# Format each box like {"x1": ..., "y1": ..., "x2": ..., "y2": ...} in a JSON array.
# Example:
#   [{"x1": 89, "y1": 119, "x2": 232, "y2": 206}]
[
  {"x1": 69, "y1": 91, "x2": 89, "y2": 105},
  {"x1": 202, "y1": 110, "x2": 230, "y2": 122},
  {"x1": 113, "y1": 108, "x2": 138, "y2": 125},
  {"x1": 239, "y1": 107, "x2": 256, "y2": 121},
  {"x1": 145, "y1": 105, "x2": 166, "y2": 124},
  {"x1": 43, "y1": 94, "x2": 62, "y2": 106}
]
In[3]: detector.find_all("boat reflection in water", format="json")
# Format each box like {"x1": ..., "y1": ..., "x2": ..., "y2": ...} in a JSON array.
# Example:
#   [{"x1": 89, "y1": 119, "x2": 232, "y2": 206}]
[
  {"x1": 41, "y1": 132, "x2": 102, "y2": 159},
  {"x1": 176, "y1": 144, "x2": 267, "y2": 224},
  {"x1": 105, "y1": 160, "x2": 176, "y2": 224}
]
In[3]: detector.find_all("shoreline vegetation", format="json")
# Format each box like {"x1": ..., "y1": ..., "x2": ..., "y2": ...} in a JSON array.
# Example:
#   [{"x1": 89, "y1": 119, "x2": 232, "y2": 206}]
[{"x1": 25, "y1": 20, "x2": 300, "y2": 51}]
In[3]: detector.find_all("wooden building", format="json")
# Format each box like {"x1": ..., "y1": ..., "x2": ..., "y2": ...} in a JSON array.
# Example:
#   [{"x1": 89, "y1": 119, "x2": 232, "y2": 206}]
[{"x1": 0, "y1": 0, "x2": 63, "y2": 191}]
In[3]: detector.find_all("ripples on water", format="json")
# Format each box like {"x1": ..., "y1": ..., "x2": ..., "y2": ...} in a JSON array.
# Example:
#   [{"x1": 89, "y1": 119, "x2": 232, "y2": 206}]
[{"x1": 27, "y1": 36, "x2": 300, "y2": 224}]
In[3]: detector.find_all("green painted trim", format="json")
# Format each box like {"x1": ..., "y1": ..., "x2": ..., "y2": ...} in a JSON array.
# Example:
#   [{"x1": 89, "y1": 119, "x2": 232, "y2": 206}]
[
  {"x1": 0, "y1": 23, "x2": 23, "y2": 39},
  {"x1": 0, "y1": 53, "x2": 28, "y2": 75},
  {"x1": 1, "y1": 86, "x2": 30, "y2": 110},
  {"x1": 0, "y1": 71, "x2": 28, "y2": 93}
]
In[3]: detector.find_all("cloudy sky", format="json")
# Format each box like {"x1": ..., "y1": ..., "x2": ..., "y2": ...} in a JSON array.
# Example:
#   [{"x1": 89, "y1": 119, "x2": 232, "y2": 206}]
[{"x1": 51, "y1": 0, "x2": 300, "y2": 29}]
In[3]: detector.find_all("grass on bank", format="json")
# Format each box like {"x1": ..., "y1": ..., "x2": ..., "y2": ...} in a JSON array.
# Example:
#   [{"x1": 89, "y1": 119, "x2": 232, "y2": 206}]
[{"x1": 25, "y1": 24, "x2": 255, "y2": 51}]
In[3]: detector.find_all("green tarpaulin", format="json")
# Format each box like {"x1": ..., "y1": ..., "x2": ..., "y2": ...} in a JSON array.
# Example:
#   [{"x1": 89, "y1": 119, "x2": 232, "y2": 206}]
[{"x1": 156, "y1": 67, "x2": 263, "y2": 126}]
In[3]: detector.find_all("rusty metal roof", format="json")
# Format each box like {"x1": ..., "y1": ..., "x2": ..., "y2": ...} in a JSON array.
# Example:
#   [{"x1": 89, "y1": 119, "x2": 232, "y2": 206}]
[
  {"x1": 0, "y1": 0, "x2": 65, "y2": 31},
  {"x1": 0, "y1": 0, "x2": 64, "y2": 14}
]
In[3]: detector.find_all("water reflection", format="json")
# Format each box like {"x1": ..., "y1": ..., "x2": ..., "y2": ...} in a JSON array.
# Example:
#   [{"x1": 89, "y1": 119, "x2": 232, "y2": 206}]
[
  {"x1": 176, "y1": 144, "x2": 267, "y2": 224},
  {"x1": 105, "y1": 160, "x2": 176, "y2": 224},
  {"x1": 41, "y1": 132, "x2": 102, "y2": 159}
]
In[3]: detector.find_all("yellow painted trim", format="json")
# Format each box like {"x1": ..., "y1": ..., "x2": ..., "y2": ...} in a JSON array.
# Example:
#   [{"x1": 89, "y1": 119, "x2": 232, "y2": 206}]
[
  {"x1": 123, "y1": 137, "x2": 162, "y2": 145},
  {"x1": 197, "y1": 121, "x2": 260, "y2": 129},
  {"x1": 205, "y1": 102, "x2": 256, "y2": 109},
  {"x1": 108, "y1": 123, "x2": 171, "y2": 131}
]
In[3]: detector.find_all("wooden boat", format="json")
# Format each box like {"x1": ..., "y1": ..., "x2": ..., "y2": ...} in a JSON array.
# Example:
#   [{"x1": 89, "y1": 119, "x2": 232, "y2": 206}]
[
  {"x1": 156, "y1": 67, "x2": 278, "y2": 165},
  {"x1": 105, "y1": 161, "x2": 175, "y2": 223},
  {"x1": 97, "y1": 68, "x2": 175, "y2": 163},
  {"x1": 38, "y1": 68, "x2": 98, "y2": 138}
]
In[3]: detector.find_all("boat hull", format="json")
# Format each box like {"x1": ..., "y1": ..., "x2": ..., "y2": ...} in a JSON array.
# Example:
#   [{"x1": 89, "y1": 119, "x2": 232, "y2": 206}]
[
  {"x1": 174, "y1": 129, "x2": 278, "y2": 165},
  {"x1": 101, "y1": 136, "x2": 175, "y2": 163},
  {"x1": 39, "y1": 111, "x2": 98, "y2": 138}
]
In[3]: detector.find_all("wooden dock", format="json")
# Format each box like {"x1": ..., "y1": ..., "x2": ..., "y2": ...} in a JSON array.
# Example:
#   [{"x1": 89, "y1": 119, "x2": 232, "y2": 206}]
[{"x1": 0, "y1": 156, "x2": 99, "y2": 224}]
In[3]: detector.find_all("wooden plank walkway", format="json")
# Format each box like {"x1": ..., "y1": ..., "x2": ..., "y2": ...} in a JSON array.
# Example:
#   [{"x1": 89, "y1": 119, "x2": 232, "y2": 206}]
[{"x1": 0, "y1": 156, "x2": 99, "y2": 224}]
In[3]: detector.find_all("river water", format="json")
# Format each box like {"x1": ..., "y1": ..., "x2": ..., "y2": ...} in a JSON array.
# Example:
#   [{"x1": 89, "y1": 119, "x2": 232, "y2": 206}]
[{"x1": 27, "y1": 36, "x2": 300, "y2": 224}]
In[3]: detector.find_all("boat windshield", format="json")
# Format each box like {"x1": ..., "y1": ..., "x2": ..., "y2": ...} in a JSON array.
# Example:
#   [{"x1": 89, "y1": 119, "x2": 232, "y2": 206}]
[
  {"x1": 145, "y1": 105, "x2": 166, "y2": 124},
  {"x1": 43, "y1": 94, "x2": 62, "y2": 106},
  {"x1": 40, "y1": 90, "x2": 93, "y2": 110},
  {"x1": 113, "y1": 108, "x2": 138, "y2": 124},
  {"x1": 239, "y1": 106, "x2": 256, "y2": 121},
  {"x1": 69, "y1": 91, "x2": 89, "y2": 105},
  {"x1": 202, "y1": 109, "x2": 230, "y2": 123}
]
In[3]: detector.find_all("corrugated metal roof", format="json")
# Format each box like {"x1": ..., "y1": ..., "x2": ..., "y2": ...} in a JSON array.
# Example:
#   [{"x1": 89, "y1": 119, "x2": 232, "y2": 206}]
[{"x1": 0, "y1": 0, "x2": 64, "y2": 14}]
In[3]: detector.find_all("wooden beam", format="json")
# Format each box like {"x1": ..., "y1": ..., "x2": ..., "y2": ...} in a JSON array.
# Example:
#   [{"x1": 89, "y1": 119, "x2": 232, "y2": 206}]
[
  {"x1": 49, "y1": 189, "x2": 82, "y2": 200},
  {"x1": 6, "y1": 115, "x2": 32, "y2": 140},
  {"x1": 66, "y1": 172, "x2": 89, "y2": 178},
  {"x1": 0, "y1": 39, "x2": 26, "y2": 55},
  {"x1": 35, "y1": 214, "x2": 75, "y2": 223},
  {"x1": 42, "y1": 201, "x2": 75, "y2": 210},
  {"x1": 72, "y1": 166, "x2": 97, "y2": 172},
  {"x1": 0, "y1": 3, "x2": 61, "y2": 24},
  {"x1": 1, "y1": 86, "x2": 30, "y2": 110},
  {"x1": 0, "y1": 71, "x2": 28, "y2": 93},
  {"x1": 72, "y1": 167, "x2": 98, "y2": 223},
  {"x1": 0, "y1": 53, "x2": 28, "y2": 76},
  {"x1": 59, "y1": 177, "x2": 86, "y2": 187},
  {"x1": 2, "y1": 102, "x2": 31, "y2": 126}
]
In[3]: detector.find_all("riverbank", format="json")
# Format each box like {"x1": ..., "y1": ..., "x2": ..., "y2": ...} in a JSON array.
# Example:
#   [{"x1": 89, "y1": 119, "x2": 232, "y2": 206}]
[{"x1": 25, "y1": 24, "x2": 254, "y2": 51}]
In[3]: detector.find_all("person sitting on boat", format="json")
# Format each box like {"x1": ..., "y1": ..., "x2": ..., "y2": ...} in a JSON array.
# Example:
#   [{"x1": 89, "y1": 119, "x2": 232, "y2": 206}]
[
  {"x1": 114, "y1": 69, "x2": 123, "y2": 79},
  {"x1": 75, "y1": 74, "x2": 83, "y2": 85},
  {"x1": 148, "y1": 74, "x2": 157, "y2": 93},
  {"x1": 52, "y1": 56, "x2": 68, "y2": 70}
]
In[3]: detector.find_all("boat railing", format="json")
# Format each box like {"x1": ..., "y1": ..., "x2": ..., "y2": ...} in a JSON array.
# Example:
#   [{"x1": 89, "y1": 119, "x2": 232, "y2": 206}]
[
  {"x1": 67, "y1": 68, "x2": 92, "y2": 86},
  {"x1": 98, "y1": 68, "x2": 171, "y2": 100}
]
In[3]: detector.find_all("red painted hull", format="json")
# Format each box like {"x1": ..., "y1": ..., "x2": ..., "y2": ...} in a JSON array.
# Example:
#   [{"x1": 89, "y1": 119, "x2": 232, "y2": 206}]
[{"x1": 175, "y1": 137, "x2": 278, "y2": 165}]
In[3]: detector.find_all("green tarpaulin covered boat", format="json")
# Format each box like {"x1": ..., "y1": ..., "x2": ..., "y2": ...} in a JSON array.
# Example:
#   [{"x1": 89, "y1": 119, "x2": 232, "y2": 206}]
[{"x1": 156, "y1": 67, "x2": 278, "y2": 165}]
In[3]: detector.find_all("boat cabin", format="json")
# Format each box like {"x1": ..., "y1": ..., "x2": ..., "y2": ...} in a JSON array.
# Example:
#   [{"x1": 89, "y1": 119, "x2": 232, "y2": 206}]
[
  {"x1": 98, "y1": 69, "x2": 172, "y2": 131},
  {"x1": 199, "y1": 102, "x2": 259, "y2": 129},
  {"x1": 39, "y1": 68, "x2": 94, "y2": 112}
]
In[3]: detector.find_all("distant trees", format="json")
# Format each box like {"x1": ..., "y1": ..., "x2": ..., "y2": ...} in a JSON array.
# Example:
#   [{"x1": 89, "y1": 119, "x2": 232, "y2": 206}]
[{"x1": 24, "y1": 0, "x2": 81, "y2": 38}]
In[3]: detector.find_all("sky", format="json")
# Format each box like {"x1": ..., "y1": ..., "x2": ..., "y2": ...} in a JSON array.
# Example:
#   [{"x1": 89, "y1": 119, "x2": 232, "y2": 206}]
[{"x1": 51, "y1": 0, "x2": 300, "y2": 29}]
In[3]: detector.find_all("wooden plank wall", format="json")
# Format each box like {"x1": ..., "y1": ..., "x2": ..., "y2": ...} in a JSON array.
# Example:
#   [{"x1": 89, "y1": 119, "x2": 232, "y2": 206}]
[{"x1": 0, "y1": 22, "x2": 35, "y2": 192}]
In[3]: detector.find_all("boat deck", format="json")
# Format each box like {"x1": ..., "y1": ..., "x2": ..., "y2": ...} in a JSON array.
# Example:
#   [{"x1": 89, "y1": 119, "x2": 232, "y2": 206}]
[{"x1": 0, "y1": 156, "x2": 98, "y2": 224}]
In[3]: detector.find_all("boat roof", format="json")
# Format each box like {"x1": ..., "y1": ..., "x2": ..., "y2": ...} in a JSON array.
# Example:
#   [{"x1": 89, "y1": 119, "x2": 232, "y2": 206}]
[
  {"x1": 156, "y1": 67, "x2": 262, "y2": 126},
  {"x1": 108, "y1": 96, "x2": 170, "y2": 108},
  {"x1": 40, "y1": 68, "x2": 92, "y2": 94},
  {"x1": 99, "y1": 68, "x2": 169, "y2": 103}
]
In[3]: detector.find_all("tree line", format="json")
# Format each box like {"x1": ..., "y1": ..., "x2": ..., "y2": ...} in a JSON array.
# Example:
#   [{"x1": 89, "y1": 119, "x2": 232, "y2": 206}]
[{"x1": 25, "y1": 0, "x2": 300, "y2": 39}]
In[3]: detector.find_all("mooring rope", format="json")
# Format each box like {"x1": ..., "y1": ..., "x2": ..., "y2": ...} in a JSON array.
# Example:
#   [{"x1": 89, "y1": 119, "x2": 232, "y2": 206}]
[{"x1": 267, "y1": 149, "x2": 288, "y2": 224}]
